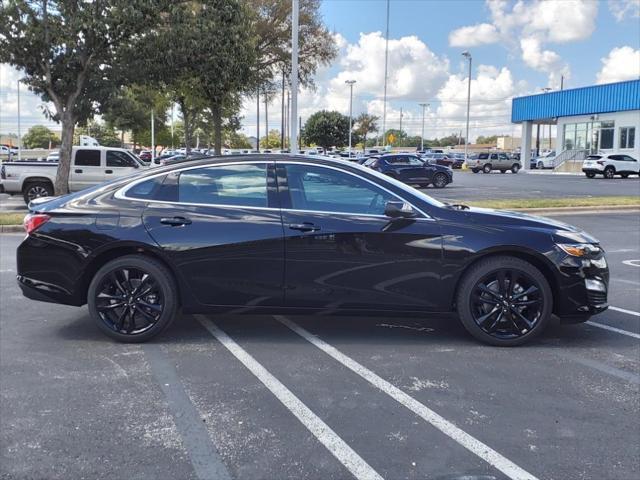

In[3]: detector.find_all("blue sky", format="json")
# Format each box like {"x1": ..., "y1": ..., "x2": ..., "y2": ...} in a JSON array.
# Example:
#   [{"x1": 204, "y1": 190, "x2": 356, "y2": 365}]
[{"x1": 2, "y1": 0, "x2": 639, "y2": 142}]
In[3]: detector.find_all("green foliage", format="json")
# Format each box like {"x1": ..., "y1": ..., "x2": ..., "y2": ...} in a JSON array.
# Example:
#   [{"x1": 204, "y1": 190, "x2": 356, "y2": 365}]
[
  {"x1": 475, "y1": 135, "x2": 498, "y2": 145},
  {"x1": 226, "y1": 131, "x2": 253, "y2": 149},
  {"x1": 22, "y1": 125, "x2": 59, "y2": 149},
  {"x1": 354, "y1": 114, "x2": 379, "y2": 151},
  {"x1": 303, "y1": 111, "x2": 350, "y2": 150},
  {"x1": 260, "y1": 130, "x2": 283, "y2": 149},
  {"x1": 74, "y1": 121, "x2": 122, "y2": 147}
]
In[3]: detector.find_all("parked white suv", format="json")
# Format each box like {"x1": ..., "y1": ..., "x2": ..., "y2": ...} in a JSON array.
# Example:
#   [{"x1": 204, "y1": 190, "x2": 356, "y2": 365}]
[{"x1": 582, "y1": 153, "x2": 640, "y2": 179}]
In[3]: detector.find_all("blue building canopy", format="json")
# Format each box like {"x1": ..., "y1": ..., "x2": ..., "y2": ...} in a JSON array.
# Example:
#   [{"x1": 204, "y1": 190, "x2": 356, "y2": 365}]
[{"x1": 511, "y1": 79, "x2": 640, "y2": 123}]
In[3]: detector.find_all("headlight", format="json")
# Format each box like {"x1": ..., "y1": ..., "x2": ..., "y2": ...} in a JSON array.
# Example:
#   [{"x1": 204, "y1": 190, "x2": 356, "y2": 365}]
[{"x1": 557, "y1": 243, "x2": 601, "y2": 257}]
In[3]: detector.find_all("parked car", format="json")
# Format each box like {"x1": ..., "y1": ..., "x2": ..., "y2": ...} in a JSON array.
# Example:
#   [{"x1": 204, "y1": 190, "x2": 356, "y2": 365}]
[
  {"x1": 139, "y1": 150, "x2": 153, "y2": 162},
  {"x1": 422, "y1": 152, "x2": 455, "y2": 168},
  {"x1": 0, "y1": 146, "x2": 145, "y2": 203},
  {"x1": 582, "y1": 153, "x2": 640, "y2": 179},
  {"x1": 0, "y1": 145, "x2": 19, "y2": 155},
  {"x1": 365, "y1": 153, "x2": 452, "y2": 188},
  {"x1": 470, "y1": 152, "x2": 521, "y2": 173},
  {"x1": 46, "y1": 150, "x2": 60, "y2": 162},
  {"x1": 531, "y1": 151, "x2": 556, "y2": 169},
  {"x1": 16, "y1": 155, "x2": 609, "y2": 346}
]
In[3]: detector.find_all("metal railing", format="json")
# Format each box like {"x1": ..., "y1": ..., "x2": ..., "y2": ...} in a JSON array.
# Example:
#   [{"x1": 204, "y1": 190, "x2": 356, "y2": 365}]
[{"x1": 553, "y1": 149, "x2": 589, "y2": 171}]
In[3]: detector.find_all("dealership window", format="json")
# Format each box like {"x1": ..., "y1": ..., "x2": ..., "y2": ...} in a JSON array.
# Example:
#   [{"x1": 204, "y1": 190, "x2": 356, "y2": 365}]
[
  {"x1": 177, "y1": 164, "x2": 268, "y2": 207},
  {"x1": 599, "y1": 121, "x2": 614, "y2": 149},
  {"x1": 620, "y1": 127, "x2": 636, "y2": 149}
]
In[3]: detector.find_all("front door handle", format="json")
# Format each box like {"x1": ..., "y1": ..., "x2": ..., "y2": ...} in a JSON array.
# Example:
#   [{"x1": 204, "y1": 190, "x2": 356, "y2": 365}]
[
  {"x1": 74, "y1": 169, "x2": 83, "y2": 173},
  {"x1": 105, "y1": 169, "x2": 113, "y2": 174},
  {"x1": 289, "y1": 222, "x2": 320, "y2": 233},
  {"x1": 160, "y1": 216, "x2": 192, "y2": 227}
]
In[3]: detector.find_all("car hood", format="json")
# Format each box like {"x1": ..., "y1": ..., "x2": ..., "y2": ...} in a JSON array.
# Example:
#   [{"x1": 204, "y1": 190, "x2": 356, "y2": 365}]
[{"x1": 456, "y1": 206, "x2": 599, "y2": 244}]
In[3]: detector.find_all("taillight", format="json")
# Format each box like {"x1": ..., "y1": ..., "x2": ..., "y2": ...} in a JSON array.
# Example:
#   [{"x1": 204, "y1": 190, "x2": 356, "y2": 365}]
[
  {"x1": 23, "y1": 213, "x2": 50, "y2": 234},
  {"x1": 596, "y1": 160, "x2": 605, "y2": 165}
]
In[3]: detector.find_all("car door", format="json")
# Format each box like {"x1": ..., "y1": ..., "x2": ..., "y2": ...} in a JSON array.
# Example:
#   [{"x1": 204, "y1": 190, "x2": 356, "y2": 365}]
[
  {"x1": 106, "y1": 150, "x2": 140, "y2": 179},
  {"x1": 278, "y1": 161, "x2": 443, "y2": 311},
  {"x1": 142, "y1": 161, "x2": 285, "y2": 308},
  {"x1": 624, "y1": 155, "x2": 640, "y2": 173},
  {"x1": 69, "y1": 149, "x2": 104, "y2": 191},
  {"x1": 395, "y1": 155, "x2": 430, "y2": 184}
]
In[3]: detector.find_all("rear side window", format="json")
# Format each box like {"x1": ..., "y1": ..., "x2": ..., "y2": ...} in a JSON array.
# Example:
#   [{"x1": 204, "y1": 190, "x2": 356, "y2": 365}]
[
  {"x1": 126, "y1": 176, "x2": 166, "y2": 199},
  {"x1": 177, "y1": 164, "x2": 267, "y2": 207},
  {"x1": 107, "y1": 150, "x2": 137, "y2": 167},
  {"x1": 478, "y1": 153, "x2": 489, "y2": 159},
  {"x1": 586, "y1": 155, "x2": 602, "y2": 160},
  {"x1": 75, "y1": 150, "x2": 100, "y2": 166}
]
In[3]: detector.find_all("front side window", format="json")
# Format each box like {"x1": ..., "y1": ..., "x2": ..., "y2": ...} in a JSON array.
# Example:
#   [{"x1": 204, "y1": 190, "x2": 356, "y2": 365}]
[
  {"x1": 620, "y1": 127, "x2": 635, "y2": 149},
  {"x1": 177, "y1": 164, "x2": 267, "y2": 207},
  {"x1": 107, "y1": 150, "x2": 137, "y2": 168},
  {"x1": 75, "y1": 149, "x2": 101, "y2": 166},
  {"x1": 285, "y1": 164, "x2": 397, "y2": 216}
]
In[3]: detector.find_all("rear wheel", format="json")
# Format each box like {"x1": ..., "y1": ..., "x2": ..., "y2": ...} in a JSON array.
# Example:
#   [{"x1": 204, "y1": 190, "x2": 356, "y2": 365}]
[
  {"x1": 23, "y1": 182, "x2": 53, "y2": 203},
  {"x1": 432, "y1": 172, "x2": 448, "y2": 188},
  {"x1": 511, "y1": 164, "x2": 520, "y2": 174},
  {"x1": 88, "y1": 255, "x2": 178, "y2": 342},
  {"x1": 483, "y1": 164, "x2": 492, "y2": 174},
  {"x1": 585, "y1": 172, "x2": 596, "y2": 178},
  {"x1": 621, "y1": 173, "x2": 629, "y2": 178},
  {"x1": 471, "y1": 169, "x2": 479, "y2": 173},
  {"x1": 456, "y1": 256, "x2": 552, "y2": 346},
  {"x1": 537, "y1": 161, "x2": 544, "y2": 169},
  {"x1": 604, "y1": 166, "x2": 615, "y2": 179}
]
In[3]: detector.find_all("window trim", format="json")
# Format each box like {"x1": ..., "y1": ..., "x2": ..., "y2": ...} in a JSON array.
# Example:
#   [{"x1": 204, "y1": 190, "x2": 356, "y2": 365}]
[
  {"x1": 115, "y1": 159, "x2": 434, "y2": 220},
  {"x1": 619, "y1": 126, "x2": 636, "y2": 150}
]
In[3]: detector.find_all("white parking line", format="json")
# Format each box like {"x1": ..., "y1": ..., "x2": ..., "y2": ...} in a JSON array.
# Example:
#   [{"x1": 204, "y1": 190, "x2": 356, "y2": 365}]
[
  {"x1": 609, "y1": 306, "x2": 640, "y2": 318},
  {"x1": 195, "y1": 315, "x2": 383, "y2": 480},
  {"x1": 275, "y1": 316, "x2": 539, "y2": 480},
  {"x1": 586, "y1": 321, "x2": 640, "y2": 339}
]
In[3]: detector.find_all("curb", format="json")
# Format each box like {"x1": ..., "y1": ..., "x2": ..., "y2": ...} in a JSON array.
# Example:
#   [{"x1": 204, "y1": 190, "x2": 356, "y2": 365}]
[
  {"x1": 514, "y1": 205, "x2": 640, "y2": 215},
  {"x1": 1, "y1": 225, "x2": 23, "y2": 233}
]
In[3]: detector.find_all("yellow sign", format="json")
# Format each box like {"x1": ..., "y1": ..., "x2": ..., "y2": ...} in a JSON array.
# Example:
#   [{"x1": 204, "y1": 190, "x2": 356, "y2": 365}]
[{"x1": 387, "y1": 133, "x2": 396, "y2": 144}]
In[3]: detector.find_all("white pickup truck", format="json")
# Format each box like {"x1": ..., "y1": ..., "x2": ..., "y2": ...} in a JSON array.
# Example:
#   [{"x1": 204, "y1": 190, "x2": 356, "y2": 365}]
[{"x1": 0, "y1": 146, "x2": 145, "y2": 203}]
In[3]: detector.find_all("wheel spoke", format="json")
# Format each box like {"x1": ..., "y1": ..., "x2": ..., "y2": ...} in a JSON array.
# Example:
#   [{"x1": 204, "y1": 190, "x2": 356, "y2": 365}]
[
  {"x1": 513, "y1": 298, "x2": 541, "y2": 307},
  {"x1": 477, "y1": 283, "x2": 501, "y2": 300},
  {"x1": 134, "y1": 304, "x2": 158, "y2": 323},
  {"x1": 132, "y1": 274, "x2": 150, "y2": 296},
  {"x1": 486, "y1": 310, "x2": 504, "y2": 332},
  {"x1": 126, "y1": 308, "x2": 136, "y2": 333},
  {"x1": 510, "y1": 307, "x2": 534, "y2": 330},
  {"x1": 97, "y1": 292, "x2": 124, "y2": 301},
  {"x1": 97, "y1": 302, "x2": 125, "y2": 311},
  {"x1": 497, "y1": 270, "x2": 507, "y2": 295},
  {"x1": 476, "y1": 305, "x2": 500, "y2": 326},
  {"x1": 508, "y1": 271, "x2": 518, "y2": 297},
  {"x1": 109, "y1": 272, "x2": 128, "y2": 295},
  {"x1": 136, "y1": 301, "x2": 162, "y2": 313},
  {"x1": 114, "y1": 308, "x2": 128, "y2": 331},
  {"x1": 512, "y1": 285, "x2": 538, "y2": 300}
]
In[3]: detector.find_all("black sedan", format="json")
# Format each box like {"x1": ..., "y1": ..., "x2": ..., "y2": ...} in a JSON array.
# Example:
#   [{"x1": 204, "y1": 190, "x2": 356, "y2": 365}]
[
  {"x1": 17, "y1": 155, "x2": 609, "y2": 346},
  {"x1": 363, "y1": 153, "x2": 453, "y2": 188}
]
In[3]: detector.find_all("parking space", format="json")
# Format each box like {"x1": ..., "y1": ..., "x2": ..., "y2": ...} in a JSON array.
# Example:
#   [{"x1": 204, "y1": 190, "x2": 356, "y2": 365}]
[{"x1": 1, "y1": 212, "x2": 638, "y2": 480}]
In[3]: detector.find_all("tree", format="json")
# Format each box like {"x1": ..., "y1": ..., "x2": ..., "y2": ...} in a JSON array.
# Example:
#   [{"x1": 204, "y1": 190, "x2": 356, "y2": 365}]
[
  {"x1": 354, "y1": 114, "x2": 379, "y2": 152},
  {"x1": 0, "y1": 0, "x2": 162, "y2": 195},
  {"x1": 22, "y1": 125, "x2": 59, "y2": 149},
  {"x1": 437, "y1": 134, "x2": 465, "y2": 147},
  {"x1": 476, "y1": 135, "x2": 498, "y2": 145},
  {"x1": 226, "y1": 131, "x2": 252, "y2": 149},
  {"x1": 74, "y1": 121, "x2": 122, "y2": 147},
  {"x1": 303, "y1": 111, "x2": 350, "y2": 150},
  {"x1": 260, "y1": 130, "x2": 283, "y2": 149}
]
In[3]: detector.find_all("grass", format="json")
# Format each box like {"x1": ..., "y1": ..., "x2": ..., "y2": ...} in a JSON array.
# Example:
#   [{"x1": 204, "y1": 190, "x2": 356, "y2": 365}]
[
  {"x1": 467, "y1": 196, "x2": 640, "y2": 210},
  {"x1": 0, "y1": 213, "x2": 25, "y2": 226}
]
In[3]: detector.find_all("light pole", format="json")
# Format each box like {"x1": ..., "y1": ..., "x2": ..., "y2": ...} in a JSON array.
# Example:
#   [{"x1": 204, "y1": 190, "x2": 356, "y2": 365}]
[
  {"x1": 290, "y1": 0, "x2": 299, "y2": 154},
  {"x1": 418, "y1": 103, "x2": 429, "y2": 151},
  {"x1": 382, "y1": 0, "x2": 390, "y2": 147},
  {"x1": 17, "y1": 80, "x2": 22, "y2": 161},
  {"x1": 345, "y1": 80, "x2": 356, "y2": 155},
  {"x1": 462, "y1": 51, "x2": 472, "y2": 162}
]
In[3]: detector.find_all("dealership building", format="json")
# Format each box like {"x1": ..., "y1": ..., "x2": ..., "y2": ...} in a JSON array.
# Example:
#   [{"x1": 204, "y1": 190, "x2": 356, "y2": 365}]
[{"x1": 511, "y1": 79, "x2": 639, "y2": 170}]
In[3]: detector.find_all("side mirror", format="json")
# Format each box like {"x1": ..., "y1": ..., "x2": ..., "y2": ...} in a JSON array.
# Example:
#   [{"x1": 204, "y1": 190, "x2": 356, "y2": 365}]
[{"x1": 384, "y1": 200, "x2": 418, "y2": 219}]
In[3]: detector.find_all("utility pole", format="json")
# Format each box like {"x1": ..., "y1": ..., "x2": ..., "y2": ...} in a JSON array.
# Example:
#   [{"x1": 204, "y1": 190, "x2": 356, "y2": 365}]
[
  {"x1": 286, "y1": 90, "x2": 290, "y2": 149},
  {"x1": 170, "y1": 104, "x2": 174, "y2": 149},
  {"x1": 17, "y1": 80, "x2": 22, "y2": 161},
  {"x1": 382, "y1": 0, "x2": 390, "y2": 147},
  {"x1": 418, "y1": 103, "x2": 429, "y2": 151},
  {"x1": 264, "y1": 95, "x2": 269, "y2": 148},
  {"x1": 256, "y1": 88, "x2": 260, "y2": 151},
  {"x1": 281, "y1": 69, "x2": 285, "y2": 150},
  {"x1": 290, "y1": 0, "x2": 299, "y2": 154},
  {"x1": 462, "y1": 51, "x2": 472, "y2": 162},
  {"x1": 345, "y1": 80, "x2": 356, "y2": 155},
  {"x1": 399, "y1": 108, "x2": 403, "y2": 146}
]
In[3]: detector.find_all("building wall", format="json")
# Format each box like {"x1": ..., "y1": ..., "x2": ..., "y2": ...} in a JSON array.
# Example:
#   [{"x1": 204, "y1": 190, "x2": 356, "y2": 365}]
[
  {"x1": 497, "y1": 136, "x2": 556, "y2": 151},
  {"x1": 556, "y1": 110, "x2": 640, "y2": 160}
]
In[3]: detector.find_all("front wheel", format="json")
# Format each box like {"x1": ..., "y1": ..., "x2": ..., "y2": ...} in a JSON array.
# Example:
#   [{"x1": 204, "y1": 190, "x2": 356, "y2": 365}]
[
  {"x1": 456, "y1": 256, "x2": 552, "y2": 346},
  {"x1": 483, "y1": 164, "x2": 492, "y2": 174},
  {"x1": 88, "y1": 255, "x2": 178, "y2": 342},
  {"x1": 511, "y1": 164, "x2": 520, "y2": 174},
  {"x1": 471, "y1": 169, "x2": 479, "y2": 173},
  {"x1": 585, "y1": 172, "x2": 596, "y2": 178},
  {"x1": 432, "y1": 172, "x2": 448, "y2": 188}
]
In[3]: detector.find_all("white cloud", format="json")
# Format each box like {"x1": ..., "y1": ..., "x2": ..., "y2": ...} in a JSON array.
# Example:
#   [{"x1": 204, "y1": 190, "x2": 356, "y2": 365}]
[
  {"x1": 449, "y1": 23, "x2": 499, "y2": 48},
  {"x1": 608, "y1": 0, "x2": 640, "y2": 21},
  {"x1": 520, "y1": 37, "x2": 570, "y2": 88},
  {"x1": 596, "y1": 46, "x2": 640, "y2": 84}
]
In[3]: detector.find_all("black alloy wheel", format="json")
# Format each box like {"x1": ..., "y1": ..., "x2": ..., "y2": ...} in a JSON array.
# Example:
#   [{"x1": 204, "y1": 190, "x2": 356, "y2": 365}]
[
  {"x1": 88, "y1": 255, "x2": 177, "y2": 342},
  {"x1": 604, "y1": 167, "x2": 615, "y2": 179},
  {"x1": 23, "y1": 182, "x2": 53, "y2": 203},
  {"x1": 456, "y1": 256, "x2": 552, "y2": 346},
  {"x1": 433, "y1": 172, "x2": 448, "y2": 188}
]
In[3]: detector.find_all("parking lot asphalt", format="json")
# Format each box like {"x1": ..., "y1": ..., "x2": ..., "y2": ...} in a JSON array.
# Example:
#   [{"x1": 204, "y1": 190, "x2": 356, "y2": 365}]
[
  {"x1": 424, "y1": 170, "x2": 640, "y2": 202},
  {"x1": 1, "y1": 212, "x2": 638, "y2": 480}
]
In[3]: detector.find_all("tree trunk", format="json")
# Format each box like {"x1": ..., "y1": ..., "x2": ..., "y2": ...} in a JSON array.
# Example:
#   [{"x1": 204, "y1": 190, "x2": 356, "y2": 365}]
[
  {"x1": 179, "y1": 98, "x2": 192, "y2": 155},
  {"x1": 363, "y1": 134, "x2": 367, "y2": 152},
  {"x1": 256, "y1": 88, "x2": 260, "y2": 151},
  {"x1": 54, "y1": 114, "x2": 75, "y2": 196},
  {"x1": 212, "y1": 104, "x2": 223, "y2": 156}
]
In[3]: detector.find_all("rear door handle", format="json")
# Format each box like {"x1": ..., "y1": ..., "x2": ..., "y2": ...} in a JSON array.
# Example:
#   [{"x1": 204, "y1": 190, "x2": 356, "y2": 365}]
[
  {"x1": 74, "y1": 169, "x2": 83, "y2": 173},
  {"x1": 289, "y1": 222, "x2": 320, "y2": 233},
  {"x1": 160, "y1": 216, "x2": 192, "y2": 227},
  {"x1": 105, "y1": 169, "x2": 113, "y2": 174}
]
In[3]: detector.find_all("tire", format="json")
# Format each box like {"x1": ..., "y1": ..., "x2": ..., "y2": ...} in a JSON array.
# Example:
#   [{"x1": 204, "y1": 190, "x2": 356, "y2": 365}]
[
  {"x1": 537, "y1": 161, "x2": 544, "y2": 169},
  {"x1": 471, "y1": 169, "x2": 479, "y2": 173},
  {"x1": 432, "y1": 172, "x2": 448, "y2": 188},
  {"x1": 88, "y1": 255, "x2": 178, "y2": 342},
  {"x1": 585, "y1": 172, "x2": 595, "y2": 178},
  {"x1": 604, "y1": 166, "x2": 615, "y2": 179},
  {"x1": 455, "y1": 255, "x2": 552, "y2": 346},
  {"x1": 23, "y1": 181, "x2": 54, "y2": 204},
  {"x1": 483, "y1": 164, "x2": 492, "y2": 174},
  {"x1": 500, "y1": 170, "x2": 506, "y2": 174},
  {"x1": 511, "y1": 164, "x2": 520, "y2": 174},
  {"x1": 621, "y1": 173, "x2": 629, "y2": 178}
]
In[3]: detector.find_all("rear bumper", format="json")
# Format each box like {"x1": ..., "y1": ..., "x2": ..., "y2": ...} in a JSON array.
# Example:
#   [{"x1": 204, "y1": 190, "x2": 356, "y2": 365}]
[
  {"x1": 582, "y1": 168, "x2": 603, "y2": 174},
  {"x1": 17, "y1": 275, "x2": 83, "y2": 306}
]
